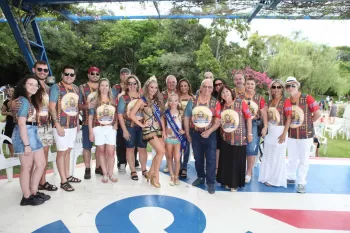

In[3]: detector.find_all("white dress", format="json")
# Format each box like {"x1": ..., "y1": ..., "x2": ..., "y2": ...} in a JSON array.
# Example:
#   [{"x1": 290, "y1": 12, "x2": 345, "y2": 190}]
[{"x1": 258, "y1": 122, "x2": 287, "y2": 188}]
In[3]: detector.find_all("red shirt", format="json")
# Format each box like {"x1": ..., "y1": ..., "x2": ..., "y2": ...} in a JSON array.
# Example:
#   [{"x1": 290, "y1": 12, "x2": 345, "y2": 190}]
[
  {"x1": 242, "y1": 101, "x2": 251, "y2": 119},
  {"x1": 306, "y1": 95, "x2": 319, "y2": 112},
  {"x1": 284, "y1": 98, "x2": 292, "y2": 116}
]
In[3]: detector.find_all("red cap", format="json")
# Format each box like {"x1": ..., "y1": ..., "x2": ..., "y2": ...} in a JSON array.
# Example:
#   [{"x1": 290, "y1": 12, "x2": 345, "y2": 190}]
[{"x1": 88, "y1": 67, "x2": 100, "y2": 73}]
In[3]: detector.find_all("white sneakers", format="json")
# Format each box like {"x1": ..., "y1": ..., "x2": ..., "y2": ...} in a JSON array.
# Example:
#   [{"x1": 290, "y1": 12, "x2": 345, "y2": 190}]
[
  {"x1": 119, "y1": 164, "x2": 126, "y2": 173},
  {"x1": 245, "y1": 175, "x2": 252, "y2": 183}
]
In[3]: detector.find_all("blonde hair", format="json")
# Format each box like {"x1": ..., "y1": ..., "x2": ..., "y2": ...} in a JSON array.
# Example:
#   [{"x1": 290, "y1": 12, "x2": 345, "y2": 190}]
[
  {"x1": 93, "y1": 78, "x2": 115, "y2": 108},
  {"x1": 124, "y1": 75, "x2": 142, "y2": 93},
  {"x1": 269, "y1": 79, "x2": 286, "y2": 99},
  {"x1": 166, "y1": 93, "x2": 182, "y2": 111},
  {"x1": 142, "y1": 76, "x2": 164, "y2": 112}
]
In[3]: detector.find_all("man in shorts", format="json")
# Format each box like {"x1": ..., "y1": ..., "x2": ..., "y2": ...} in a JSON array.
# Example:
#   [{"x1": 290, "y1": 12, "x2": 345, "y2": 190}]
[
  {"x1": 49, "y1": 65, "x2": 81, "y2": 192},
  {"x1": 32, "y1": 61, "x2": 57, "y2": 192},
  {"x1": 79, "y1": 67, "x2": 102, "y2": 179}
]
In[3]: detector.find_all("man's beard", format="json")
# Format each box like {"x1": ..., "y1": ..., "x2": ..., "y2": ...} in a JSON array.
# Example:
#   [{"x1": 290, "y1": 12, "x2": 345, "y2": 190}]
[
  {"x1": 36, "y1": 74, "x2": 47, "y2": 81},
  {"x1": 89, "y1": 79, "x2": 99, "y2": 83}
]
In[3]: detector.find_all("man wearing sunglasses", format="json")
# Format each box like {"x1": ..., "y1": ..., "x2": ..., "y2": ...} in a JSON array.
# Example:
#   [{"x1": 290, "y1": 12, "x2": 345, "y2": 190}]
[
  {"x1": 112, "y1": 68, "x2": 140, "y2": 173},
  {"x1": 195, "y1": 72, "x2": 214, "y2": 96},
  {"x1": 31, "y1": 61, "x2": 58, "y2": 193},
  {"x1": 49, "y1": 65, "x2": 81, "y2": 192},
  {"x1": 285, "y1": 76, "x2": 321, "y2": 194},
  {"x1": 79, "y1": 67, "x2": 102, "y2": 179}
]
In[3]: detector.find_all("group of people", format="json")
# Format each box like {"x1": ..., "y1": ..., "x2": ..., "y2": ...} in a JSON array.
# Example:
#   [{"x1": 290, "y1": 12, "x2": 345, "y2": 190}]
[{"x1": 5, "y1": 60, "x2": 321, "y2": 206}]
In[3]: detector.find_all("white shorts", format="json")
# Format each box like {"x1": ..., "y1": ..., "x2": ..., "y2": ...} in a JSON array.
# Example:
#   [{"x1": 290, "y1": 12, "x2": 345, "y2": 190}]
[
  {"x1": 53, "y1": 127, "x2": 77, "y2": 151},
  {"x1": 93, "y1": 126, "x2": 117, "y2": 146}
]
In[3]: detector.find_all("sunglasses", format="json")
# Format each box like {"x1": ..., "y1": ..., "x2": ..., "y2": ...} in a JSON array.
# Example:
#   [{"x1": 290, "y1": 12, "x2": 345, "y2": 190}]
[
  {"x1": 64, "y1": 73, "x2": 75, "y2": 77},
  {"x1": 37, "y1": 68, "x2": 49, "y2": 73},
  {"x1": 271, "y1": 85, "x2": 283, "y2": 89},
  {"x1": 90, "y1": 72, "x2": 100, "y2": 76},
  {"x1": 285, "y1": 84, "x2": 297, "y2": 89},
  {"x1": 128, "y1": 82, "x2": 137, "y2": 86},
  {"x1": 214, "y1": 83, "x2": 223, "y2": 87}
]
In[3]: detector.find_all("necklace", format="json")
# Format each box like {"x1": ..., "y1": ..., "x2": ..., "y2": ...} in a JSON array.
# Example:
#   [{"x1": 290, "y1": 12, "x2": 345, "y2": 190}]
[
  {"x1": 198, "y1": 95, "x2": 210, "y2": 105},
  {"x1": 270, "y1": 96, "x2": 283, "y2": 107}
]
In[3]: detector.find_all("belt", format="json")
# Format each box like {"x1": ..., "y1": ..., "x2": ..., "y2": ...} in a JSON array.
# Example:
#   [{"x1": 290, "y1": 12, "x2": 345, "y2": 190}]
[{"x1": 26, "y1": 122, "x2": 38, "y2": 126}]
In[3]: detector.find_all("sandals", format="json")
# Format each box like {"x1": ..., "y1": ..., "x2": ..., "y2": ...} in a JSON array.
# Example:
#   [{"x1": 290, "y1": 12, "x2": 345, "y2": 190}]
[
  {"x1": 131, "y1": 171, "x2": 139, "y2": 181},
  {"x1": 180, "y1": 169, "x2": 187, "y2": 178},
  {"x1": 109, "y1": 175, "x2": 118, "y2": 183},
  {"x1": 102, "y1": 176, "x2": 108, "y2": 183},
  {"x1": 38, "y1": 182, "x2": 58, "y2": 191},
  {"x1": 60, "y1": 182, "x2": 74, "y2": 192},
  {"x1": 67, "y1": 176, "x2": 81, "y2": 183},
  {"x1": 142, "y1": 170, "x2": 148, "y2": 178}
]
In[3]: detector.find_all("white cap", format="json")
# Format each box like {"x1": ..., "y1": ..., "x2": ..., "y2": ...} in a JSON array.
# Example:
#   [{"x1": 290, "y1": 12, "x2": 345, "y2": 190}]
[{"x1": 286, "y1": 76, "x2": 298, "y2": 83}]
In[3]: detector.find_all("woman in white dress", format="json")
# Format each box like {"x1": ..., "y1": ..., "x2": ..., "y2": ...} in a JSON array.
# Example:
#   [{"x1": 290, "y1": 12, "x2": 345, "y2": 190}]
[{"x1": 258, "y1": 80, "x2": 292, "y2": 188}]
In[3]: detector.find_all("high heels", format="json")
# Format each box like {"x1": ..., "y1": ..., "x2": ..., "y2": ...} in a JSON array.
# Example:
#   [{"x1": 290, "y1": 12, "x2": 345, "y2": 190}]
[
  {"x1": 169, "y1": 176, "x2": 175, "y2": 186},
  {"x1": 145, "y1": 171, "x2": 152, "y2": 182},
  {"x1": 151, "y1": 175, "x2": 161, "y2": 188}
]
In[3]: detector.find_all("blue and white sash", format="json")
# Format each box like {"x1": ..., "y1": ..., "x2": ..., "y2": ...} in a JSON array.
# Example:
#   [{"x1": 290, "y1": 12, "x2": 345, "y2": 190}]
[
  {"x1": 165, "y1": 109, "x2": 188, "y2": 153},
  {"x1": 141, "y1": 96, "x2": 162, "y2": 129}
]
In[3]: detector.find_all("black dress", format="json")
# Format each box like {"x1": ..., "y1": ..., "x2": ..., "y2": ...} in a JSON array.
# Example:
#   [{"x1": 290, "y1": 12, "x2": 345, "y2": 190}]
[{"x1": 2, "y1": 99, "x2": 14, "y2": 144}]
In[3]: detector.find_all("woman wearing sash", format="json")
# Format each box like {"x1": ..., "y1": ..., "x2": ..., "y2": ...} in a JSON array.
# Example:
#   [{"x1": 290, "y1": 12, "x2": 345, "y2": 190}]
[
  {"x1": 117, "y1": 75, "x2": 147, "y2": 181},
  {"x1": 164, "y1": 94, "x2": 185, "y2": 185},
  {"x1": 129, "y1": 76, "x2": 166, "y2": 188},
  {"x1": 12, "y1": 75, "x2": 50, "y2": 206},
  {"x1": 217, "y1": 85, "x2": 252, "y2": 191},
  {"x1": 258, "y1": 80, "x2": 292, "y2": 188},
  {"x1": 88, "y1": 78, "x2": 118, "y2": 183},
  {"x1": 244, "y1": 78, "x2": 268, "y2": 183},
  {"x1": 177, "y1": 78, "x2": 193, "y2": 178}
]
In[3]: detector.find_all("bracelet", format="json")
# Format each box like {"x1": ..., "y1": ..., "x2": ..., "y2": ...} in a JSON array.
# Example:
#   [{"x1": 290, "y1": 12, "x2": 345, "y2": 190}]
[{"x1": 24, "y1": 145, "x2": 30, "y2": 147}]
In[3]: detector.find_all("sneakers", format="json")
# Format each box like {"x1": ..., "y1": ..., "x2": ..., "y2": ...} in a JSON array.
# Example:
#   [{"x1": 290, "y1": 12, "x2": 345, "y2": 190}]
[
  {"x1": 207, "y1": 184, "x2": 215, "y2": 194},
  {"x1": 245, "y1": 175, "x2": 252, "y2": 183},
  {"x1": 95, "y1": 166, "x2": 103, "y2": 175},
  {"x1": 20, "y1": 195, "x2": 45, "y2": 206},
  {"x1": 84, "y1": 168, "x2": 91, "y2": 179},
  {"x1": 297, "y1": 184, "x2": 306, "y2": 193},
  {"x1": 163, "y1": 164, "x2": 169, "y2": 173},
  {"x1": 287, "y1": 179, "x2": 296, "y2": 184},
  {"x1": 119, "y1": 164, "x2": 126, "y2": 173},
  {"x1": 35, "y1": 192, "x2": 51, "y2": 201},
  {"x1": 192, "y1": 178, "x2": 205, "y2": 186}
]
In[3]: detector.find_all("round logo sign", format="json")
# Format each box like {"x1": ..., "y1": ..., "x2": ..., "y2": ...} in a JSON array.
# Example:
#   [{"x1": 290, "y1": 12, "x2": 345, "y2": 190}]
[
  {"x1": 290, "y1": 105, "x2": 304, "y2": 128},
  {"x1": 127, "y1": 99, "x2": 143, "y2": 121},
  {"x1": 97, "y1": 104, "x2": 115, "y2": 125},
  {"x1": 61, "y1": 92, "x2": 79, "y2": 116},
  {"x1": 221, "y1": 109, "x2": 239, "y2": 133},
  {"x1": 192, "y1": 106, "x2": 212, "y2": 128},
  {"x1": 268, "y1": 107, "x2": 280, "y2": 125},
  {"x1": 245, "y1": 100, "x2": 259, "y2": 118},
  {"x1": 39, "y1": 93, "x2": 49, "y2": 117}
]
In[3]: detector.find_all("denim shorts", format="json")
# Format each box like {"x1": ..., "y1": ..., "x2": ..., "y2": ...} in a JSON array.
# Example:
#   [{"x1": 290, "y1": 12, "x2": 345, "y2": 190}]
[
  {"x1": 246, "y1": 120, "x2": 261, "y2": 156},
  {"x1": 82, "y1": 125, "x2": 93, "y2": 149},
  {"x1": 12, "y1": 125, "x2": 43, "y2": 155},
  {"x1": 125, "y1": 126, "x2": 147, "y2": 149}
]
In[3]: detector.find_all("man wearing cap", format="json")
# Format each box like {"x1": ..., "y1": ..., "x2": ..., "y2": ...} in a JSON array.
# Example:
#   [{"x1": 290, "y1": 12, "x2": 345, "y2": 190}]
[
  {"x1": 161, "y1": 75, "x2": 178, "y2": 173},
  {"x1": 184, "y1": 79, "x2": 221, "y2": 194},
  {"x1": 79, "y1": 67, "x2": 101, "y2": 179},
  {"x1": 285, "y1": 76, "x2": 321, "y2": 193},
  {"x1": 112, "y1": 68, "x2": 139, "y2": 173}
]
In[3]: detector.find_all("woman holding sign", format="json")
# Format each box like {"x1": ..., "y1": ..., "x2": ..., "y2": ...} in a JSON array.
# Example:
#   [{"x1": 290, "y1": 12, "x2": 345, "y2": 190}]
[
  {"x1": 129, "y1": 76, "x2": 166, "y2": 188},
  {"x1": 118, "y1": 75, "x2": 147, "y2": 181},
  {"x1": 258, "y1": 80, "x2": 291, "y2": 188},
  {"x1": 217, "y1": 85, "x2": 252, "y2": 192},
  {"x1": 88, "y1": 78, "x2": 118, "y2": 183}
]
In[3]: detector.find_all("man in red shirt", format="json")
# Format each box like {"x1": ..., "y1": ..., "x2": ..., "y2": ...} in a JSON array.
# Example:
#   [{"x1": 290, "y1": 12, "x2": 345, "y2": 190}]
[{"x1": 285, "y1": 77, "x2": 321, "y2": 193}]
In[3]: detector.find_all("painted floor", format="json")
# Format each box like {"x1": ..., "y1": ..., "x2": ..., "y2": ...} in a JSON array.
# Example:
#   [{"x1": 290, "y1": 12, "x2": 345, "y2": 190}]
[{"x1": 0, "y1": 157, "x2": 349, "y2": 233}]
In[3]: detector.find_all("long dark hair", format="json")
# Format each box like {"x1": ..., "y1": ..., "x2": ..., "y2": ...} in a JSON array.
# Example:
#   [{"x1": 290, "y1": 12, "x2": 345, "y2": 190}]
[
  {"x1": 213, "y1": 78, "x2": 226, "y2": 98},
  {"x1": 217, "y1": 85, "x2": 234, "y2": 109},
  {"x1": 14, "y1": 75, "x2": 44, "y2": 112},
  {"x1": 177, "y1": 78, "x2": 194, "y2": 97}
]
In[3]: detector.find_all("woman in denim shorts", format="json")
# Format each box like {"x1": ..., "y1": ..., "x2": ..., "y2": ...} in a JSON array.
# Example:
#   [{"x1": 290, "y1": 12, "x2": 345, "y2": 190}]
[
  {"x1": 118, "y1": 75, "x2": 147, "y2": 181},
  {"x1": 12, "y1": 75, "x2": 49, "y2": 206}
]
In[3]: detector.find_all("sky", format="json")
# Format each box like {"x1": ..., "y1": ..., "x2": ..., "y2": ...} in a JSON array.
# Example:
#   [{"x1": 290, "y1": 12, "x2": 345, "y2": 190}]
[{"x1": 88, "y1": 2, "x2": 350, "y2": 47}]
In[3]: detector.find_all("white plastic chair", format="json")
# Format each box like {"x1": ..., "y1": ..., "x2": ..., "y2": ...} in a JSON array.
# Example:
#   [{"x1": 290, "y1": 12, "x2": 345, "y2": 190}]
[
  {"x1": 48, "y1": 147, "x2": 58, "y2": 175},
  {"x1": 70, "y1": 131, "x2": 83, "y2": 176},
  {"x1": 0, "y1": 134, "x2": 20, "y2": 182},
  {"x1": 324, "y1": 126, "x2": 338, "y2": 139},
  {"x1": 309, "y1": 144, "x2": 316, "y2": 157}
]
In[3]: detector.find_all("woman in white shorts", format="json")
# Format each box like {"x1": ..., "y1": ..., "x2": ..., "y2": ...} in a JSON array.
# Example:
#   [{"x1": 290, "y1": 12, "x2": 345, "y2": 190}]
[{"x1": 88, "y1": 78, "x2": 118, "y2": 183}]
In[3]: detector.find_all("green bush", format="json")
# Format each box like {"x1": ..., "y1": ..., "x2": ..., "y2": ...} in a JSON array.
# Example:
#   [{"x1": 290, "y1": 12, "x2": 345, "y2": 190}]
[{"x1": 337, "y1": 104, "x2": 345, "y2": 117}]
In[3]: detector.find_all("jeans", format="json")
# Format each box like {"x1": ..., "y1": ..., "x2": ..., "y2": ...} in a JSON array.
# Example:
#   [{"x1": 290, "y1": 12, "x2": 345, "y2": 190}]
[
  {"x1": 190, "y1": 129, "x2": 217, "y2": 185},
  {"x1": 181, "y1": 143, "x2": 190, "y2": 169},
  {"x1": 12, "y1": 125, "x2": 43, "y2": 155},
  {"x1": 117, "y1": 125, "x2": 138, "y2": 166}
]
